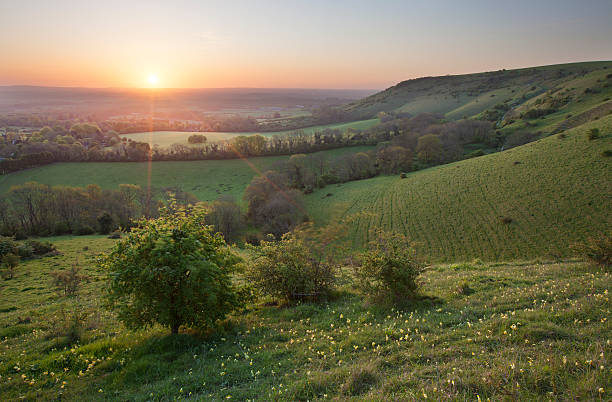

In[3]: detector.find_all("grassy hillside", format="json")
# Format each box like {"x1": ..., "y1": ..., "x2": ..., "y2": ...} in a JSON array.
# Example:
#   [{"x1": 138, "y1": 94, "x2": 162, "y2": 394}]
[
  {"x1": 119, "y1": 119, "x2": 379, "y2": 148},
  {"x1": 345, "y1": 61, "x2": 612, "y2": 134},
  {"x1": 306, "y1": 115, "x2": 612, "y2": 262},
  {"x1": 0, "y1": 146, "x2": 373, "y2": 203},
  {"x1": 0, "y1": 235, "x2": 610, "y2": 400}
]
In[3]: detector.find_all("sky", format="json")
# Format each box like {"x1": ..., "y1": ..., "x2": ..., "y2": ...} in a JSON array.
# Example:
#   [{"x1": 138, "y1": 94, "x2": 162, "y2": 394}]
[{"x1": 1, "y1": 0, "x2": 611, "y2": 89}]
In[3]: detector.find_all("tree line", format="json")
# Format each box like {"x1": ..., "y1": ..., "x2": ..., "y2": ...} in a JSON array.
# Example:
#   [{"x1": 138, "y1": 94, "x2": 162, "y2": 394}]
[{"x1": 0, "y1": 182, "x2": 199, "y2": 238}]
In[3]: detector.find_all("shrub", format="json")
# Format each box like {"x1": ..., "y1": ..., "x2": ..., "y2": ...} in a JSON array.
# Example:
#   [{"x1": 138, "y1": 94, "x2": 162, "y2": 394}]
[
  {"x1": 1, "y1": 253, "x2": 20, "y2": 280},
  {"x1": 0, "y1": 236, "x2": 16, "y2": 257},
  {"x1": 354, "y1": 230, "x2": 425, "y2": 304},
  {"x1": 53, "y1": 222, "x2": 70, "y2": 235},
  {"x1": 50, "y1": 258, "x2": 87, "y2": 296},
  {"x1": 504, "y1": 131, "x2": 539, "y2": 149},
  {"x1": 51, "y1": 307, "x2": 87, "y2": 346},
  {"x1": 101, "y1": 201, "x2": 244, "y2": 334},
  {"x1": 572, "y1": 232, "x2": 611, "y2": 268},
  {"x1": 587, "y1": 128, "x2": 600, "y2": 140},
  {"x1": 465, "y1": 149, "x2": 484, "y2": 159},
  {"x1": 26, "y1": 240, "x2": 57, "y2": 256},
  {"x1": 187, "y1": 134, "x2": 207, "y2": 144},
  {"x1": 97, "y1": 212, "x2": 114, "y2": 234},
  {"x1": 245, "y1": 223, "x2": 345, "y2": 303},
  {"x1": 75, "y1": 225, "x2": 95, "y2": 235},
  {"x1": 16, "y1": 243, "x2": 33, "y2": 259}
]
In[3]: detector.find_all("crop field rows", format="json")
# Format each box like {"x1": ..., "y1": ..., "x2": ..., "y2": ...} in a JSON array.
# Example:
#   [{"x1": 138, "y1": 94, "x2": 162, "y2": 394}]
[{"x1": 307, "y1": 116, "x2": 612, "y2": 262}]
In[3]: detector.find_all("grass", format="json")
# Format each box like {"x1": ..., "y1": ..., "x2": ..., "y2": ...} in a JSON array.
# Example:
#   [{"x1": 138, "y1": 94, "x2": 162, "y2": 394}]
[
  {"x1": 0, "y1": 235, "x2": 610, "y2": 400},
  {"x1": 0, "y1": 146, "x2": 373, "y2": 203},
  {"x1": 306, "y1": 115, "x2": 612, "y2": 262},
  {"x1": 119, "y1": 119, "x2": 379, "y2": 148},
  {"x1": 346, "y1": 61, "x2": 612, "y2": 126}
]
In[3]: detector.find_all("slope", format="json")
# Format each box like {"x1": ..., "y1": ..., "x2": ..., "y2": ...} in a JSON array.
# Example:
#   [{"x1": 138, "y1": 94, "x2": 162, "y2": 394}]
[
  {"x1": 305, "y1": 114, "x2": 612, "y2": 262},
  {"x1": 344, "y1": 61, "x2": 612, "y2": 135}
]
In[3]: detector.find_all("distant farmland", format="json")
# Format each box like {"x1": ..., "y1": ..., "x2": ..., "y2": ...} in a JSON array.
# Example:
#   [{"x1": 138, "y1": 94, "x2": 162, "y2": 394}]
[
  {"x1": 306, "y1": 115, "x2": 612, "y2": 262},
  {"x1": 0, "y1": 146, "x2": 374, "y2": 203},
  {"x1": 119, "y1": 118, "x2": 379, "y2": 148}
]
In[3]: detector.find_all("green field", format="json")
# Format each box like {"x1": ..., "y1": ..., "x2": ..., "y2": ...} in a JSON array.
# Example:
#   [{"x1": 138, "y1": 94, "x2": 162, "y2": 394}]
[
  {"x1": 0, "y1": 235, "x2": 609, "y2": 400},
  {"x1": 306, "y1": 115, "x2": 612, "y2": 262},
  {"x1": 0, "y1": 146, "x2": 373, "y2": 203},
  {"x1": 120, "y1": 119, "x2": 379, "y2": 148}
]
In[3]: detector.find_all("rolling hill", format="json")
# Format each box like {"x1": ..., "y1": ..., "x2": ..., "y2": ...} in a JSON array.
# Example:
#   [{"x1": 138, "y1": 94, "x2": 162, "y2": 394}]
[
  {"x1": 306, "y1": 114, "x2": 612, "y2": 262},
  {"x1": 345, "y1": 61, "x2": 612, "y2": 135}
]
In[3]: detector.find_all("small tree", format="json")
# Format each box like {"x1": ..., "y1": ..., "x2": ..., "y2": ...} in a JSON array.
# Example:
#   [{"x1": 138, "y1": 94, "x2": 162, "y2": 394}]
[
  {"x1": 0, "y1": 236, "x2": 16, "y2": 258},
  {"x1": 101, "y1": 202, "x2": 243, "y2": 334},
  {"x1": 1, "y1": 254, "x2": 19, "y2": 280},
  {"x1": 97, "y1": 212, "x2": 114, "y2": 234},
  {"x1": 187, "y1": 134, "x2": 207, "y2": 144},
  {"x1": 205, "y1": 197, "x2": 243, "y2": 242},
  {"x1": 50, "y1": 258, "x2": 87, "y2": 296},
  {"x1": 354, "y1": 230, "x2": 425, "y2": 304}
]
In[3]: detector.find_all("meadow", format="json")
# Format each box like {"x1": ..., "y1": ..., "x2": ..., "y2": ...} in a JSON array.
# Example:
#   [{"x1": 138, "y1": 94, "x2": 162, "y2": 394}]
[
  {"x1": 0, "y1": 146, "x2": 373, "y2": 203},
  {"x1": 0, "y1": 235, "x2": 609, "y2": 400},
  {"x1": 119, "y1": 119, "x2": 379, "y2": 148},
  {"x1": 306, "y1": 115, "x2": 612, "y2": 262}
]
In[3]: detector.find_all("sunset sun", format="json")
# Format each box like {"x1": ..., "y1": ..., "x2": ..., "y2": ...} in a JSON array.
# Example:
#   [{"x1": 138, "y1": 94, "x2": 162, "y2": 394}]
[{"x1": 147, "y1": 74, "x2": 159, "y2": 86}]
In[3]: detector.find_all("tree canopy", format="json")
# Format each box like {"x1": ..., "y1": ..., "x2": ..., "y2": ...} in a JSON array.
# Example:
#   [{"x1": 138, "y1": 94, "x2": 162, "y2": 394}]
[{"x1": 101, "y1": 202, "x2": 243, "y2": 334}]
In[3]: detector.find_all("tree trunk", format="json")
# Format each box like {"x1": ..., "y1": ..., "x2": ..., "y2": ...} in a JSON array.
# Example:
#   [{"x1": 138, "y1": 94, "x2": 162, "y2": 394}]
[{"x1": 171, "y1": 322, "x2": 180, "y2": 334}]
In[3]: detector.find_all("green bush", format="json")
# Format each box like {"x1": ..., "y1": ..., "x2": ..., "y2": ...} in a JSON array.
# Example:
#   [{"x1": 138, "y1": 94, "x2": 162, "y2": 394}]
[
  {"x1": 16, "y1": 243, "x2": 34, "y2": 259},
  {"x1": 1, "y1": 253, "x2": 20, "y2": 280},
  {"x1": 26, "y1": 240, "x2": 57, "y2": 255},
  {"x1": 246, "y1": 223, "x2": 343, "y2": 303},
  {"x1": 97, "y1": 212, "x2": 114, "y2": 234},
  {"x1": 101, "y1": 201, "x2": 244, "y2": 334},
  {"x1": 53, "y1": 222, "x2": 71, "y2": 236},
  {"x1": 76, "y1": 225, "x2": 95, "y2": 235},
  {"x1": 0, "y1": 236, "x2": 16, "y2": 257},
  {"x1": 354, "y1": 230, "x2": 425, "y2": 304}
]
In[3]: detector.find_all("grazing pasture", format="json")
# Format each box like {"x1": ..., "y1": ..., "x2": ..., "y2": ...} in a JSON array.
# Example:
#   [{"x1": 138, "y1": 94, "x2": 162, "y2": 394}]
[
  {"x1": 306, "y1": 115, "x2": 612, "y2": 262},
  {"x1": 119, "y1": 119, "x2": 379, "y2": 148},
  {"x1": 0, "y1": 146, "x2": 374, "y2": 203},
  {"x1": 0, "y1": 235, "x2": 609, "y2": 400}
]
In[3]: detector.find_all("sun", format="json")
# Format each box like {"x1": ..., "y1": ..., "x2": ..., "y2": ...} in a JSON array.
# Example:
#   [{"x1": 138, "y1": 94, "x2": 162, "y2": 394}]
[{"x1": 147, "y1": 74, "x2": 159, "y2": 86}]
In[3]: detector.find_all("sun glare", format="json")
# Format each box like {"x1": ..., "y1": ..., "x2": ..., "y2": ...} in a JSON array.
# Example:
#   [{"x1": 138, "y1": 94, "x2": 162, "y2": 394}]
[{"x1": 147, "y1": 74, "x2": 159, "y2": 86}]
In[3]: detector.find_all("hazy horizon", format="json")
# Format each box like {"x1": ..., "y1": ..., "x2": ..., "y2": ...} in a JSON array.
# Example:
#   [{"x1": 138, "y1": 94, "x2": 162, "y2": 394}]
[
  {"x1": 2, "y1": 59, "x2": 612, "y2": 92},
  {"x1": 2, "y1": 0, "x2": 612, "y2": 89}
]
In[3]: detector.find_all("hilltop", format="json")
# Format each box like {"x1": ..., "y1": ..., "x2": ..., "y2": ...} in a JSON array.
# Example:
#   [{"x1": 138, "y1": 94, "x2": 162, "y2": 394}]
[
  {"x1": 345, "y1": 61, "x2": 612, "y2": 135},
  {"x1": 306, "y1": 114, "x2": 612, "y2": 262}
]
